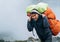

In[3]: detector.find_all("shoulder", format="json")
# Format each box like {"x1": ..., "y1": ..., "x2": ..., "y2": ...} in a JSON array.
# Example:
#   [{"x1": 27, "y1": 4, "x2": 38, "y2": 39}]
[{"x1": 41, "y1": 14, "x2": 48, "y2": 20}]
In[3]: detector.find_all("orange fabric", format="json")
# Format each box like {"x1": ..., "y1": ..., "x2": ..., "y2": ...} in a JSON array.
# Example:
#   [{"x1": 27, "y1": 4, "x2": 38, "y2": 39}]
[
  {"x1": 44, "y1": 7, "x2": 56, "y2": 19},
  {"x1": 53, "y1": 21, "x2": 60, "y2": 36},
  {"x1": 44, "y1": 7, "x2": 60, "y2": 36}
]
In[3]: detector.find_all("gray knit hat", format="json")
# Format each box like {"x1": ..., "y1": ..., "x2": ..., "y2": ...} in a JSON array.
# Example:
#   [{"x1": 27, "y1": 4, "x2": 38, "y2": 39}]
[{"x1": 30, "y1": 9, "x2": 40, "y2": 14}]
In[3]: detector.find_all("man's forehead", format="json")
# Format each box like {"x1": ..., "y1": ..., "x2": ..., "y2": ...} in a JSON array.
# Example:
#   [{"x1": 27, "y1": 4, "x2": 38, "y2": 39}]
[{"x1": 31, "y1": 14, "x2": 36, "y2": 16}]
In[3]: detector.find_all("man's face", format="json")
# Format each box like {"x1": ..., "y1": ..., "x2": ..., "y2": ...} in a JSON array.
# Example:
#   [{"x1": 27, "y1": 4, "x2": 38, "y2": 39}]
[
  {"x1": 31, "y1": 14, "x2": 39, "y2": 21},
  {"x1": 27, "y1": 13, "x2": 39, "y2": 21}
]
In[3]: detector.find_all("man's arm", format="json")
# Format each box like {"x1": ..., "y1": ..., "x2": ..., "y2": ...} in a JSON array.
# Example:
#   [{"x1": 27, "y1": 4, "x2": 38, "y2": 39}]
[
  {"x1": 43, "y1": 16, "x2": 52, "y2": 39},
  {"x1": 27, "y1": 20, "x2": 34, "y2": 32},
  {"x1": 43, "y1": 16, "x2": 50, "y2": 28}
]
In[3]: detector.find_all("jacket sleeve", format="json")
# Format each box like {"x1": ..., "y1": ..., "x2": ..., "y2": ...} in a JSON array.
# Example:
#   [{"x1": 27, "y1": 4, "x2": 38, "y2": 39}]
[
  {"x1": 43, "y1": 16, "x2": 52, "y2": 37},
  {"x1": 27, "y1": 20, "x2": 34, "y2": 32},
  {"x1": 43, "y1": 16, "x2": 50, "y2": 28}
]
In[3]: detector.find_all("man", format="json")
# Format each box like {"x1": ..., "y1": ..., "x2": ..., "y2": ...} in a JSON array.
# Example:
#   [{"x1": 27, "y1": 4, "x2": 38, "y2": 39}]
[
  {"x1": 26, "y1": 2, "x2": 60, "y2": 36},
  {"x1": 27, "y1": 9, "x2": 52, "y2": 42}
]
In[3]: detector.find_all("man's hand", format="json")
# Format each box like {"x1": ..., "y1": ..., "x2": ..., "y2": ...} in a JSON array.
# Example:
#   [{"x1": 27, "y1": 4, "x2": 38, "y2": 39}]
[{"x1": 28, "y1": 16, "x2": 32, "y2": 21}]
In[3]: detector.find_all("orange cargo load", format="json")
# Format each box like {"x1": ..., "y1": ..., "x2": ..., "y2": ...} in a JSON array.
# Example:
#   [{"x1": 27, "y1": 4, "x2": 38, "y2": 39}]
[{"x1": 44, "y1": 7, "x2": 60, "y2": 36}]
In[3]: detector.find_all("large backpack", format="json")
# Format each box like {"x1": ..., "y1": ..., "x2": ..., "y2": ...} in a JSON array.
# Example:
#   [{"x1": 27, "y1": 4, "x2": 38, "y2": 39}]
[{"x1": 43, "y1": 8, "x2": 60, "y2": 36}]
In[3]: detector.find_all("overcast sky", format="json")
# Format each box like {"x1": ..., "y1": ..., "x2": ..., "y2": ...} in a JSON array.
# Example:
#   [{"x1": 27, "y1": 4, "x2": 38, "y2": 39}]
[{"x1": 0, "y1": 0, "x2": 60, "y2": 41}]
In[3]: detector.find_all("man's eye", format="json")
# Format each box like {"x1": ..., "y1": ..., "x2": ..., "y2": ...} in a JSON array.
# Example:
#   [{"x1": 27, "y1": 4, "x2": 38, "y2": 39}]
[{"x1": 33, "y1": 15, "x2": 36, "y2": 16}]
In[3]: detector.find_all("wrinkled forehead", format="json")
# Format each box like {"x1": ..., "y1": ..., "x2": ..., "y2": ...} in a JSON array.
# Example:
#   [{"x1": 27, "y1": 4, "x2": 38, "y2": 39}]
[{"x1": 31, "y1": 14, "x2": 37, "y2": 17}]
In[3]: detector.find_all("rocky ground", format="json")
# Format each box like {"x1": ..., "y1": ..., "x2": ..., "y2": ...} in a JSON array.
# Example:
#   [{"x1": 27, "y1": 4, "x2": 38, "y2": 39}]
[{"x1": 0, "y1": 37, "x2": 60, "y2": 42}]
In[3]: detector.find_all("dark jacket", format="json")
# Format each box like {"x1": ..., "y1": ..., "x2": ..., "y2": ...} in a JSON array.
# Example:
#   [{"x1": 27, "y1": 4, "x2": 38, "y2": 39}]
[{"x1": 27, "y1": 15, "x2": 52, "y2": 40}]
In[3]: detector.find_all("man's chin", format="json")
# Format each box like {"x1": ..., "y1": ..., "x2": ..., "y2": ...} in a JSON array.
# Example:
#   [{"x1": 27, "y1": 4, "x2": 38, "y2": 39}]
[{"x1": 33, "y1": 19, "x2": 37, "y2": 21}]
